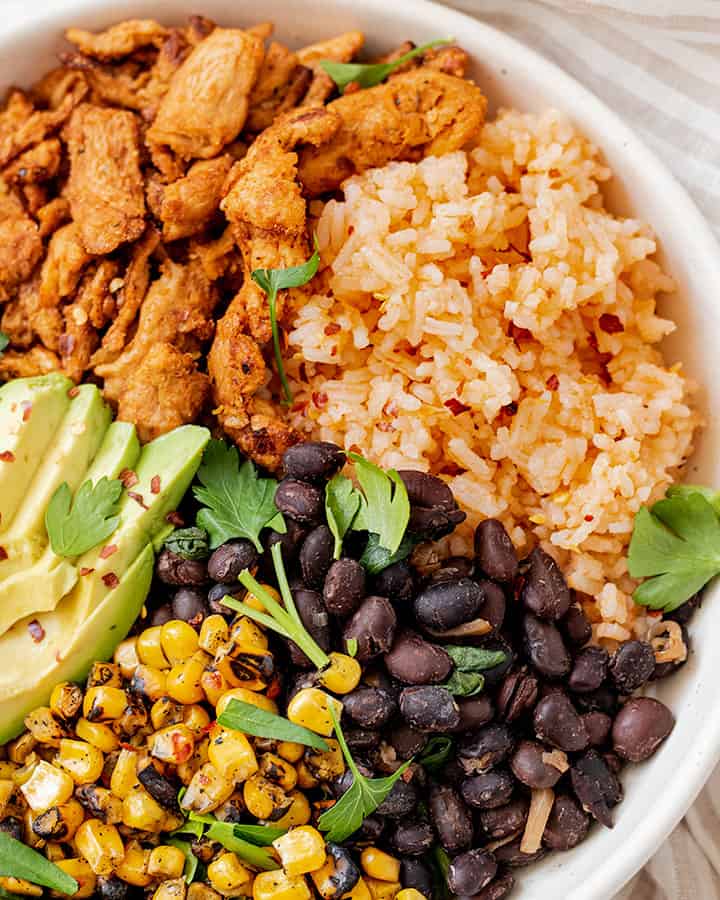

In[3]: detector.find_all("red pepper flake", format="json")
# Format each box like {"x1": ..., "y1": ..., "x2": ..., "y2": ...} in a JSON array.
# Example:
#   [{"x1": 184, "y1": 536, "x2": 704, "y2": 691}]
[
  {"x1": 200, "y1": 720, "x2": 215, "y2": 737},
  {"x1": 172, "y1": 732, "x2": 194, "y2": 764},
  {"x1": 0, "y1": 451, "x2": 15, "y2": 462},
  {"x1": 376, "y1": 421, "x2": 395, "y2": 433},
  {"x1": 291, "y1": 400, "x2": 309, "y2": 415},
  {"x1": 119, "y1": 741, "x2": 136, "y2": 751},
  {"x1": 401, "y1": 767, "x2": 414, "y2": 783},
  {"x1": 28, "y1": 619, "x2": 45, "y2": 643},
  {"x1": 119, "y1": 468, "x2": 139, "y2": 489},
  {"x1": 444, "y1": 398, "x2": 471, "y2": 416},
  {"x1": 510, "y1": 324, "x2": 533, "y2": 343},
  {"x1": 99, "y1": 544, "x2": 118, "y2": 559},
  {"x1": 349, "y1": 444, "x2": 362, "y2": 455},
  {"x1": 266, "y1": 674, "x2": 282, "y2": 700},
  {"x1": 128, "y1": 491, "x2": 148, "y2": 509},
  {"x1": 546, "y1": 374, "x2": 559, "y2": 391},
  {"x1": 165, "y1": 511, "x2": 185, "y2": 527},
  {"x1": 68, "y1": 386, "x2": 80, "y2": 398},
  {"x1": 587, "y1": 333, "x2": 599, "y2": 352},
  {"x1": 324, "y1": 323, "x2": 341, "y2": 336},
  {"x1": 599, "y1": 313, "x2": 624, "y2": 334},
  {"x1": 584, "y1": 514, "x2": 594, "y2": 522},
  {"x1": 344, "y1": 80, "x2": 361, "y2": 94},
  {"x1": 21, "y1": 401, "x2": 32, "y2": 421},
  {"x1": 0, "y1": 547, "x2": 7, "y2": 561},
  {"x1": 150, "y1": 475, "x2": 161, "y2": 494},
  {"x1": 312, "y1": 391, "x2": 328, "y2": 408},
  {"x1": 102, "y1": 572, "x2": 119, "y2": 589},
  {"x1": 331, "y1": 346, "x2": 338, "y2": 357},
  {"x1": 79, "y1": 567, "x2": 95, "y2": 576}
]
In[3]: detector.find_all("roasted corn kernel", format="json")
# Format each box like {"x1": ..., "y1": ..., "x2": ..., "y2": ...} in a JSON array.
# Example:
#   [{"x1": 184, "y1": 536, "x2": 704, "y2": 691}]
[
  {"x1": 311, "y1": 846, "x2": 362, "y2": 900},
  {"x1": 216, "y1": 688, "x2": 278, "y2": 717},
  {"x1": 200, "y1": 668, "x2": 229, "y2": 707},
  {"x1": 49, "y1": 682, "x2": 84, "y2": 724},
  {"x1": 253, "y1": 871, "x2": 311, "y2": 900},
  {"x1": 188, "y1": 885, "x2": 223, "y2": 900},
  {"x1": 74, "y1": 819, "x2": 125, "y2": 875},
  {"x1": 83, "y1": 686, "x2": 127, "y2": 722},
  {"x1": 230, "y1": 616, "x2": 269, "y2": 650},
  {"x1": 8, "y1": 732, "x2": 36, "y2": 764},
  {"x1": 177, "y1": 737, "x2": 210, "y2": 786},
  {"x1": 24, "y1": 707, "x2": 65, "y2": 745},
  {"x1": 273, "y1": 825, "x2": 326, "y2": 876},
  {"x1": 151, "y1": 696, "x2": 185, "y2": 731},
  {"x1": 148, "y1": 844, "x2": 187, "y2": 879},
  {"x1": 0, "y1": 876, "x2": 42, "y2": 897},
  {"x1": 20, "y1": 760, "x2": 74, "y2": 812},
  {"x1": 56, "y1": 739, "x2": 104, "y2": 784},
  {"x1": 122, "y1": 785, "x2": 166, "y2": 831},
  {"x1": 76, "y1": 784, "x2": 124, "y2": 824},
  {"x1": 243, "y1": 773, "x2": 292, "y2": 821},
  {"x1": 277, "y1": 742, "x2": 304, "y2": 764},
  {"x1": 319, "y1": 653, "x2": 362, "y2": 695},
  {"x1": 364, "y1": 879, "x2": 402, "y2": 900},
  {"x1": 54, "y1": 859, "x2": 97, "y2": 898},
  {"x1": 396, "y1": 890, "x2": 427, "y2": 900},
  {"x1": 183, "y1": 704, "x2": 212, "y2": 737},
  {"x1": 208, "y1": 852, "x2": 253, "y2": 896},
  {"x1": 0, "y1": 778, "x2": 14, "y2": 816},
  {"x1": 75, "y1": 718, "x2": 119, "y2": 753},
  {"x1": 130, "y1": 665, "x2": 168, "y2": 702},
  {"x1": 258, "y1": 752, "x2": 297, "y2": 791},
  {"x1": 151, "y1": 725, "x2": 195, "y2": 765},
  {"x1": 182, "y1": 763, "x2": 235, "y2": 814},
  {"x1": 113, "y1": 694, "x2": 148, "y2": 736},
  {"x1": 343, "y1": 878, "x2": 373, "y2": 900},
  {"x1": 115, "y1": 840, "x2": 152, "y2": 887},
  {"x1": 137, "y1": 626, "x2": 170, "y2": 669},
  {"x1": 87, "y1": 662, "x2": 122, "y2": 688},
  {"x1": 109, "y1": 748, "x2": 138, "y2": 799},
  {"x1": 360, "y1": 849, "x2": 401, "y2": 883},
  {"x1": 153, "y1": 878, "x2": 187, "y2": 899},
  {"x1": 114, "y1": 637, "x2": 140, "y2": 679},
  {"x1": 208, "y1": 726, "x2": 258, "y2": 783},
  {"x1": 269, "y1": 790, "x2": 311, "y2": 829},
  {"x1": 305, "y1": 739, "x2": 345, "y2": 781},
  {"x1": 215, "y1": 644, "x2": 273, "y2": 691},
  {"x1": 161, "y1": 619, "x2": 200, "y2": 662},
  {"x1": 199, "y1": 616, "x2": 231, "y2": 655},
  {"x1": 295, "y1": 762, "x2": 319, "y2": 790},
  {"x1": 31, "y1": 798, "x2": 84, "y2": 841},
  {"x1": 286, "y1": 689, "x2": 342, "y2": 737},
  {"x1": 245, "y1": 584, "x2": 282, "y2": 614},
  {"x1": 166, "y1": 657, "x2": 207, "y2": 705}
]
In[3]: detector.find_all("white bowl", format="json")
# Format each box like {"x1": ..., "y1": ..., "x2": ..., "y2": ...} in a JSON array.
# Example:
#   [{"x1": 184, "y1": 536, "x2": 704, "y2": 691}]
[{"x1": 2, "y1": 1, "x2": 720, "y2": 897}]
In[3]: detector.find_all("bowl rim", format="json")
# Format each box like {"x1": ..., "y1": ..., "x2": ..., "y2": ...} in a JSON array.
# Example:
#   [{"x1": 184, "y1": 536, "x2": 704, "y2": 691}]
[{"x1": 1, "y1": 0, "x2": 720, "y2": 896}]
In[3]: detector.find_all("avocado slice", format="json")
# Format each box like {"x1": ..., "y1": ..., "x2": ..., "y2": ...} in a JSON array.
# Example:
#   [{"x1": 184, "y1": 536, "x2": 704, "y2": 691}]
[
  {"x1": 84, "y1": 420, "x2": 141, "y2": 485},
  {"x1": 0, "y1": 373, "x2": 73, "y2": 529},
  {"x1": 0, "y1": 544, "x2": 154, "y2": 743}
]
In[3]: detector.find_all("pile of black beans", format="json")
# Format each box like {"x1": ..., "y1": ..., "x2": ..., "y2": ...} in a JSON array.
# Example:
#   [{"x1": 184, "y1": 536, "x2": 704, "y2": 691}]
[{"x1": 151, "y1": 441, "x2": 692, "y2": 900}]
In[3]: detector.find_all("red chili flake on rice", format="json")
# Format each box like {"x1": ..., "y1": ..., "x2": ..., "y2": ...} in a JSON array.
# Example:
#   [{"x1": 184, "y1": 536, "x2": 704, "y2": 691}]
[
  {"x1": 119, "y1": 469, "x2": 139, "y2": 488},
  {"x1": 324, "y1": 323, "x2": 341, "y2": 335},
  {"x1": 546, "y1": 374, "x2": 559, "y2": 390},
  {"x1": 28, "y1": 620, "x2": 45, "y2": 643},
  {"x1": 511, "y1": 324, "x2": 533, "y2": 343},
  {"x1": 79, "y1": 567, "x2": 95, "y2": 576},
  {"x1": 312, "y1": 391, "x2": 328, "y2": 408},
  {"x1": 599, "y1": 313, "x2": 624, "y2": 334},
  {"x1": 150, "y1": 475, "x2": 161, "y2": 494},
  {"x1": 0, "y1": 451, "x2": 15, "y2": 462},
  {"x1": 128, "y1": 491, "x2": 148, "y2": 509},
  {"x1": 376, "y1": 421, "x2": 395, "y2": 432},
  {"x1": 584, "y1": 515, "x2": 594, "y2": 522},
  {"x1": 444, "y1": 398, "x2": 471, "y2": 416},
  {"x1": 102, "y1": 572, "x2": 120, "y2": 589},
  {"x1": 21, "y1": 401, "x2": 32, "y2": 421},
  {"x1": 99, "y1": 544, "x2": 118, "y2": 559}
]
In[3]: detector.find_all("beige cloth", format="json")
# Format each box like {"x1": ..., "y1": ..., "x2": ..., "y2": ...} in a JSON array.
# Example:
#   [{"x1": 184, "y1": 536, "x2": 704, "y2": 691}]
[{"x1": 444, "y1": 1, "x2": 720, "y2": 896}]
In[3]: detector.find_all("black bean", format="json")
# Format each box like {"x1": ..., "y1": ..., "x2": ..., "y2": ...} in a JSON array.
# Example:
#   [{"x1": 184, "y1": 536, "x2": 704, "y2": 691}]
[
  {"x1": 148, "y1": 603, "x2": 173, "y2": 627},
  {"x1": 400, "y1": 686, "x2": 460, "y2": 732},
  {"x1": 282, "y1": 441, "x2": 345, "y2": 483},
  {"x1": 334, "y1": 764, "x2": 374, "y2": 798},
  {"x1": 324, "y1": 558, "x2": 366, "y2": 616},
  {"x1": 561, "y1": 604, "x2": 592, "y2": 647},
  {"x1": 493, "y1": 838, "x2": 545, "y2": 868},
  {"x1": 570, "y1": 750, "x2": 622, "y2": 827},
  {"x1": 288, "y1": 589, "x2": 331, "y2": 668},
  {"x1": 575, "y1": 685, "x2": 619, "y2": 717},
  {"x1": 568, "y1": 646, "x2": 609, "y2": 694},
  {"x1": 510, "y1": 740, "x2": 565, "y2": 789},
  {"x1": 478, "y1": 580, "x2": 506, "y2": 631},
  {"x1": 274, "y1": 479, "x2": 324, "y2": 524},
  {"x1": 398, "y1": 470, "x2": 457, "y2": 510},
  {"x1": 358, "y1": 815, "x2": 386, "y2": 842},
  {"x1": 155, "y1": 548, "x2": 207, "y2": 586},
  {"x1": 137, "y1": 764, "x2": 180, "y2": 812},
  {"x1": 97, "y1": 876, "x2": 133, "y2": 900},
  {"x1": 521, "y1": 547, "x2": 571, "y2": 620},
  {"x1": 385, "y1": 630, "x2": 453, "y2": 685},
  {"x1": 609, "y1": 640, "x2": 656, "y2": 694},
  {"x1": 389, "y1": 724, "x2": 428, "y2": 760},
  {"x1": 603, "y1": 752, "x2": 623, "y2": 775},
  {"x1": 343, "y1": 687, "x2": 397, "y2": 729},
  {"x1": 460, "y1": 871, "x2": 515, "y2": 900},
  {"x1": 460, "y1": 771, "x2": 514, "y2": 809},
  {"x1": 458, "y1": 724, "x2": 514, "y2": 773},
  {"x1": 429, "y1": 556, "x2": 475, "y2": 584},
  {"x1": 448, "y1": 849, "x2": 498, "y2": 896},
  {"x1": 265, "y1": 519, "x2": 308, "y2": 563},
  {"x1": 0, "y1": 817, "x2": 23, "y2": 842},
  {"x1": 478, "y1": 798, "x2": 529, "y2": 841},
  {"x1": 343, "y1": 596, "x2": 396, "y2": 661},
  {"x1": 454, "y1": 696, "x2": 495, "y2": 733},
  {"x1": 376, "y1": 779, "x2": 419, "y2": 819},
  {"x1": 373, "y1": 560, "x2": 415, "y2": 603},
  {"x1": 496, "y1": 669, "x2": 538, "y2": 723},
  {"x1": 299, "y1": 525, "x2": 335, "y2": 589},
  {"x1": 665, "y1": 591, "x2": 702, "y2": 625},
  {"x1": 207, "y1": 540, "x2": 258, "y2": 583},
  {"x1": 583, "y1": 711, "x2": 612, "y2": 747},
  {"x1": 523, "y1": 613, "x2": 571, "y2": 679},
  {"x1": 401, "y1": 858, "x2": 434, "y2": 897},
  {"x1": 429, "y1": 784, "x2": 474, "y2": 853},
  {"x1": 409, "y1": 505, "x2": 467, "y2": 540},
  {"x1": 612, "y1": 697, "x2": 675, "y2": 762},
  {"x1": 207, "y1": 582, "x2": 241, "y2": 616},
  {"x1": 475, "y1": 519, "x2": 518, "y2": 583},
  {"x1": 171, "y1": 588, "x2": 208, "y2": 626},
  {"x1": 474, "y1": 638, "x2": 516, "y2": 688},
  {"x1": 392, "y1": 820, "x2": 435, "y2": 856},
  {"x1": 542, "y1": 794, "x2": 590, "y2": 851},
  {"x1": 533, "y1": 692, "x2": 588, "y2": 752},
  {"x1": 414, "y1": 578, "x2": 484, "y2": 631}
]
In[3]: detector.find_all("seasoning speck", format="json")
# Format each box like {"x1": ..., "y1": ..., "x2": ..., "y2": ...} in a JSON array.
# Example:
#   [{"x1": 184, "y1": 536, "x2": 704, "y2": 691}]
[
  {"x1": 444, "y1": 398, "x2": 471, "y2": 416},
  {"x1": 102, "y1": 573, "x2": 120, "y2": 589},
  {"x1": 99, "y1": 544, "x2": 118, "y2": 559},
  {"x1": 0, "y1": 451, "x2": 15, "y2": 462},
  {"x1": 128, "y1": 491, "x2": 148, "y2": 509},
  {"x1": 28, "y1": 620, "x2": 45, "y2": 643},
  {"x1": 119, "y1": 468, "x2": 139, "y2": 489},
  {"x1": 68, "y1": 386, "x2": 79, "y2": 398},
  {"x1": 166, "y1": 511, "x2": 185, "y2": 527},
  {"x1": 150, "y1": 475, "x2": 161, "y2": 494},
  {"x1": 21, "y1": 401, "x2": 32, "y2": 421},
  {"x1": 79, "y1": 567, "x2": 95, "y2": 576},
  {"x1": 0, "y1": 547, "x2": 7, "y2": 561}
]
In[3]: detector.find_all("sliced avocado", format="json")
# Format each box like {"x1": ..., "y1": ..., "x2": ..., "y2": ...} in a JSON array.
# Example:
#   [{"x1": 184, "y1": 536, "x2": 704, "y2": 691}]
[
  {"x1": 0, "y1": 373, "x2": 73, "y2": 529},
  {"x1": 0, "y1": 544, "x2": 154, "y2": 743}
]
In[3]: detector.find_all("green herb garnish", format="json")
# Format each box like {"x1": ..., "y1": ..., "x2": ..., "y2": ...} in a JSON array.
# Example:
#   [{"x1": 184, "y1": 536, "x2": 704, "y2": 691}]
[
  {"x1": 418, "y1": 735, "x2": 454, "y2": 773},
  {"x1": 164, "y1": 526, "x2": 210, "y2": 560},
  {"x1": 0, "y1": 832, "x2": 78, "y2": 894},
  {"x1": 173, "y1": 814, "x2": 281, "y2": 873},
  {"x1": 351, "y1": 453, "x2": 410, "y2": 554},
  {"x1": 206, "y1": 822, "x2": 279, "y2": 870},
  {"x1": 319, "y1": 38, "x2": 453, "y2": 94},
  {"x1": 318, "y1": 705, "x2": 411, "y2": 843},
  {"x1": 218, "y1": 697, "x2": 329, "y2": 751},
  {"x1": 359, "y1": 532, "x2": 415, "y2": 575},
  {"x1": 432, "y1": 846, "x2": 453, "y2": 900},
  {"x1": 442, "y1": 670, "x2": 485, "y2": 697},
  {"x1": 346, "y1": 638, "x2": 359, "y2": 658},
  {"x1": 667, "y1": 483, "x2": 720, "y2": 516},
  {"x1": 45, "y1": 476, "x2": 122, "y2": 557},
  {"x1": 193, "y1": 440, "x2": 286, "y2": 551},
  {"x1": 167, "y1": 836, "x2": 200, "y2": 883},
  {"x1": 0, "y1": 333, "x2": 9, "y2": 355},
  {"x1": 251, "y1": 245, "x2": 320, "y2": 405},
  {"x1": 440, "y1": 646, "x2": 507, "y2": 697},
  {"x1": 325, "y1": 473, "x2": 362, "y2": 558}
]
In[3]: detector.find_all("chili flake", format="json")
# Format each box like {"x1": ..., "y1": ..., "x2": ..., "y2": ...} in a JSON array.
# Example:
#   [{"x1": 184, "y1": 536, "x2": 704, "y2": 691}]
[
  {"x1": 21, "y1": 402, "x2": 32, "y2": 421},
  {"x1": 68, "y1": 386, "x2": 80, "y2": 398},
  {"x1": 150, "y1": 475, "x2": 161, "y2": 494},
  {"x1": 79, "y1": 567, "x2": 95, "y2": 576},
  {"x1": 599, "y1": 313, "x2": 624, "y2": 334},
  {"x1": 0, "y1": 451, "x2": 15, "y2": 462},
  {"x1": 119, "y1": 468, "x2": 139, "y2": 488},
  {"x1": 102, "y1": 573, "x2": 120, "y2": 589},
  {"x1": 166, "y1": 511, "x2": 185, "y2": 527},
  {"x1": 546, "y1": 374, "x2": 559, "y2": 391},
  {"x1": 324, "y1": 323, "x2": 341, "y2": 336},
  {"x1": 99, "y1": 544, "x2": 118, "y2": 559},
  {"x1": 128, "y1": 491, "x2": 148, "y2": 509},
  {"x1": 0, "y1": 547, "x2": 7, "y2": 561},
  {"x1": 444, "y1": 398, "x2": 471, "y2": 416}
]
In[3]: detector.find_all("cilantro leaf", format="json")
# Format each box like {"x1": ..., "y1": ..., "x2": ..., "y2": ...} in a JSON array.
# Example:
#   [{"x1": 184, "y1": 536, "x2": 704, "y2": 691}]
[
  {"x1": 45, "y1": 476, "x2": 122, "y2": 557},
  {"x1": 628, "y1": 491, "x2": 720, "y2": 611},
  {"x1": 0, "y1": 832, "x2": 78, "y2": 894},
  {"x1": 326, "y1": 473, "x2": 362, "y2": 558},
  {"x1": 443, "y1": 670, "x2": 485, "y2": 697},
  {"x1": 205, "y1": 822, "x2": 279, "y2": 870},
  {"x1": 444, "y1": 646, "x2": 508, "y2": 671},
  {"x1": 166, "y1": 837, "x2": 199, "y2": 883},
  {"x1": 350, "y1": 454, "x2": 410, "y2": 554},
  {"x1": 418, "y1": 736, "x2": 454, "y2": 773},
  {"x1": 319, "y1": 38, "x2": 453, "y2": 94},
  {"x1": 666, "y1": 483, "x2": 720, "y2": 517},
  {"x1": 346, "y1": 638, "x2": 359, "y2": 658},
  {"x1": 318, "y1": 705, "x2": 411, "y2": 843},
  {"x1": 0, "y1": 332, "x2": 9, "y2": 355},
  {"x1": 193, "y1": 440, "x2": 285, "y2": 551},
  {"x1": 218, "y1": 698, "x2": 329, "y2": 750},
  {"x1": 359, "y1": 532, "x2": 415, "y2": 575},
  {"x1": 252, "y1": 245, "x2": 320, "y2": 405}
]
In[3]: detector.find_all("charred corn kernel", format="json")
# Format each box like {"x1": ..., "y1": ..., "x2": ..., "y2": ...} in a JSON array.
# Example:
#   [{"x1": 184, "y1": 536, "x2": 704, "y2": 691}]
[
  {"x1": 364, "y1": 879, "x2": 401, "y2": 900},
  {"x1": 23, "y1": 807, "x2": 44, "y2": 847},
  {"x1": 163, "y1": 811, "x2": 186, "y2": 832},
  {"x1": 287, "y1": 689, "x2": 342, "y2": 737},
  {"x1": 208, "y1": 727, "x2": 258, "y2": 783},
  {"x1": 131, "y1": 664, "x2": 168, "y2": 701},
  {"x1": 13, "y1": 753, "x2": 38, "y2": 786},
  {"x1": 277, "y1": 742, "x2": 304, "y2": 764},
  {"x1": 151, "y1": 724, "x2": 195, "y2": 765},
  {"x1": 151, "y1": 696, "x2": 185, "y2": 731},
  {"x1": 122, "y1": 785, "x2": 166, "y2": 831},
  {"x1": 182, "y1": 763, "x2": 234, "y2": 814},
  {"x1": 53, "y1": 859, "x2": 96, "y2": 898},
  {"x1": 46, "y1": 842, "x2": 65, "y2": 862},
  {"x1": 177, "y1": 737, "x2": 209, "y2": 786},
  {"x1": 137, "y1": 626, "x2": 170, "y2": 669},
  {"x1": 161, "y1": 620, "x2": 200, "y2": 663},
  {"x1": 319, "y1": 653, "x2": 362, "y2": 695},
  {"x1": 74, "y1": 819, "x2": 124, "y2": 875},
  {"x1": 273, "y1": 826, "x2": 326, "y2": 876},
  {"x1": 312, "y1": 853, "x2": 362, "y2": 900},
  {"x1": 271, "y1": 791, "x2": 311, "y2": 829},
  {"x1": 8, "y1": 732, "x2": 36, "y2": 764},
  {"x1": 148, "y1": 845, "x2": 187, "y2": 879},
  {"x1": 75, "y1": 718, "x2": 119, "y2": 753},
  {"x1": 189, "y1": 885, "x2": 223, "y2": 900},
  {"x1": 200, "y1": 667, "x2": 229, "y2": 707},
  {"x1": 360, "y1": 850, "x2": 400, "y2": 883},
  {"x1": 243, "y1": 773, "x2": 292, "y2": 820},
  {"x1": 258, "y1": 753, "x2": 297, "y2": 791},
  {"x1": 24, "y1": 707, "x2": 65, "y2": 745},
  {"x1": 55, "y1": 799, "x2": 85, "y2": 840},
  {"x1": 87, "y1": 662, "x2": 122, "y2": 688},
  {"x1": 184, "y1": 704, "x2": 211, "y2": 737},
  {"x1": 230, "y1": 616, "x2": 269, "y2": 650},
  {"x1": 56, "y1": 739, "x2": 104, "y2": 784},
  {"x1": 76, "y1": 785, "x2": 123, "y2": 825},
  {"x1": 50, "y1": 683, "x2": 83, "y2": 723},
  {"x1": 396, "y1": 891, "x2": 426, "y2": 900},
  {"x1": 215, "y1": 644, "x2": 273, "y2": 691},
  {"x1": 295, "y1": 762, "x2": 319, "y2": 790},
  {"x1": 153, "y1": 879, "x2": 187, "y2": 900},
  {"x1": 253, "y1": 871, "x2": 310, "y2": 900},
  {"x1": 114, "y1": 695, "x2": 148, "y2": 736},
  {"x1": 0, "y1": 762, "x2": 18, "y2": 779},
  {"x1": 114, "y1": 637, "x2": 140, "y2": 679},
  {"x1": 0, "y1": 877, "x2": 42, "y2": 896},
  {"x1": 0, "y1": 779, "x2": 14, "y2": 815},
  {"x1": 343, "y1": 878, "x2": 373, "y2": 900},
  {"x1": 200, "y1": 615, "x2": 231, "y2": 655},
  {"x1": 305, "y1": 739, "x2": 345, "y2": 781},
  {"x1": 208, "y1": 852, "x2": 253, "y2": 896},
  {"x1": 20, "y1": 760, "x2": 74, "y2": 812},
  {"x1": 82, "y1": 686, "x2": 127, "y2": 722},
  {"x1": 216, "y1": 688, "x2": 277, "y2": 717},
  {"x1": 110, "y1": 748, "x2": 138, "y2": 799},
  {"x1": 245, "y1": 584, "x2": 282, "y2": 614},
  {"x1": 166, "y1": 658, "x2": 206, "y2": 705},
  {"x1": 32, "y1": 798, "x2": 84, "y2": 841},
  {"x1": 116, "y1": 841, "x2": 152, "y2": 887}
]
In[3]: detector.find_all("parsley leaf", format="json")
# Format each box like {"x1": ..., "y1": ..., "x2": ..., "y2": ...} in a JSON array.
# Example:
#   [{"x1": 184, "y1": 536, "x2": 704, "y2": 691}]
[
  {"x1": 350, "y1": 454, "x2": 410, "y2": 554},
  {"x1": 443, "y1": 670, "x2": 485, "y2": 697},
  {"x1": 0, "y1": 832, "x2": 78, "y2": 894},
  {"x1": 318, "y1": 705, "x2": 411, "y2": 843},
  {"x1": 252, "y1": 245, "x2": 320, "y2": 405},
  {"x1": 628, "y1": 490, "x2": 720, "y2": 611},
  {"x1": 319, "y1": 38, "x2": 453, "y2": 94},
  {"x1": 193, "y1": 440, "x2": 286, "y2": 551},
  {"x1": 418, "y1": 736, "x2": 454, "y2": 773},
  {"x1": 325, "y1": 473, "x2": 362, "y2": 558},
  {"x1": 218, "y1": 698, "x2": 329, "y2": 750},
  {"x1": 45, "y1": 476, "x2": 122, "y2": 557},
  {"x1": 444, "y1": 646, "x2": 508, "y2": 671},
  {"x1": 667, "y1": 483, "x2": 720, "y2": 516},
  {"x1": 0, "y1": 332, "x2": 9, "y2": 355},
  {"x1": 203, "y1": 821, "x2": 279, "y2": 870},
  {"x1": 359, "y1": 532, "x2": 415, "y2": 575}
]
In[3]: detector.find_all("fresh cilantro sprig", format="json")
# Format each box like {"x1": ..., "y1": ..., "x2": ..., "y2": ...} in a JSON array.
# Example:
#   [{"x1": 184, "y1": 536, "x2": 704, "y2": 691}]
[
  {"x1": 325, "y1": 473, "x2": 362, "y2": 558},
  {"x1": 172, "y1": 813, "x2": 281, "y2": 872},
  {"x1": 193, "y1": 440, "x2": 285, "y2": 551},
  {"x1": 628, "y1": 487, "x2": 720, "y2": 611},
  {"x1": 318, "y1": 705, "x2": 411, "y2": 843},
  {"x1": 351, "y1": 454, "x2": 410, "y2": 554},
  {"x1": 441, "y1": 646, "x2": 507, "y2": 697},
  {"x1": 251, "y1": 244, "x2": 320, "y2": 405},
  {"x1": 319, "y1": 38, "x2": 453, "y2": 94},
  {"x1": 218, "y1": 698, "x2": 329, "y2": 750},
  {"x1": 166, "y1": 836, "x2": 200, "y2": 884},
  {"x1": 0, "y1": 832, "x2": 78, "y2": 894},
  {"x1": 45, "y1": 476, "x2": 123, "y2": 557},
  {"x1": 418, "y1": 736, "x2": 454, "y2": 773}
]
